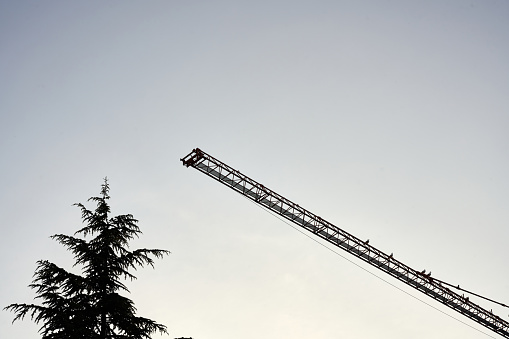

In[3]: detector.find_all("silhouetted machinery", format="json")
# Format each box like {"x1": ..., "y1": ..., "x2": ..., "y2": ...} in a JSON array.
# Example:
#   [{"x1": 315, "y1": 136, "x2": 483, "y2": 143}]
[{"x1": 181, "y1": 148, "x2": 509, "y2": 338}]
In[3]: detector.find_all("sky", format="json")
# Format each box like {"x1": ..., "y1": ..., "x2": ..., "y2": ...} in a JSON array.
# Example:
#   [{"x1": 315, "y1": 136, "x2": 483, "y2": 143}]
[{"x1": 1, "y1": 1, "x2": 508, "y2": 338}]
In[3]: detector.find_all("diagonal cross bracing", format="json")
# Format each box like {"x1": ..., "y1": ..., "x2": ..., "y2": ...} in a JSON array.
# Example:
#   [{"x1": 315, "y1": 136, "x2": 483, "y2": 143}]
[{"x1": 181, "y1": 148, "x2": 509, "y2": 338}]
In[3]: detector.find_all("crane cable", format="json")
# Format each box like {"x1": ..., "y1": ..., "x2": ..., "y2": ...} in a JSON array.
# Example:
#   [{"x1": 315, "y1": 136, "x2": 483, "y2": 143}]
[
  {"x1": 243, "y1": 195, "x2": 504, "y2": 339},
  {"x1": 433, "y1": 277, "x2": 508, "y2": 309}
]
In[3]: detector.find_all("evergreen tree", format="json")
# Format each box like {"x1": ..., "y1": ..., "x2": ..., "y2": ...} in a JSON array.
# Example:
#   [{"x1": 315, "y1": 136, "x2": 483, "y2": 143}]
[{"x1": 5, "y1": 179, "x2": 170, "y2": 339}]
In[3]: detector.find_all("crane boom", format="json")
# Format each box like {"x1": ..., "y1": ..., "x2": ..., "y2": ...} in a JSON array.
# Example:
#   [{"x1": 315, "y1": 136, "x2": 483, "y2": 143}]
[{"x1": 181, "y1": 148, "x2": 509, "y2": 338}]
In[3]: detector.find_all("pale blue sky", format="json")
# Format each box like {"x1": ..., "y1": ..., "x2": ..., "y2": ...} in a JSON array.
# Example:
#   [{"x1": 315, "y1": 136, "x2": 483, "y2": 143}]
[{"x1": 1, "y1": 1, "x2": 508, "y2": 338}]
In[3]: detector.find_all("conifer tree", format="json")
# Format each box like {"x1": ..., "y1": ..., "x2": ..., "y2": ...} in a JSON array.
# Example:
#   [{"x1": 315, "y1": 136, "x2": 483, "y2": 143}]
[{"x1": 5, "y1": 179, "x2": 170, "y2": 339}]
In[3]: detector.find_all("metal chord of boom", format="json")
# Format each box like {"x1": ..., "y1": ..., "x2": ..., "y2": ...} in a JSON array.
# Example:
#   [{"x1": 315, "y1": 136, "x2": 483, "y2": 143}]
[{"x1": 181, "y1": 148, "x2": 509, "y2": 338}]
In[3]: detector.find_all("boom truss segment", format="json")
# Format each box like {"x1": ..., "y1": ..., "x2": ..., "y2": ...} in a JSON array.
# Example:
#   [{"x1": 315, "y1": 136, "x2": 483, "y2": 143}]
[{"x1": 181, "y1": 148, "x2": 509, "y2": 338}]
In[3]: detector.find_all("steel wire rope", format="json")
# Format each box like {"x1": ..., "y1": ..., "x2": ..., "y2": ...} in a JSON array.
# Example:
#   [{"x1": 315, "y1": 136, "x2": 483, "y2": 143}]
[{"x1": 241, "y1": 195, "x2": 498, "y2": 339}]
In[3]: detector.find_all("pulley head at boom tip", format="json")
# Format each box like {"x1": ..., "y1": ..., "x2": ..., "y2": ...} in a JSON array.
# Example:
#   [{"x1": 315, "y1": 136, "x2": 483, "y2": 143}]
[{"x1": 180, "y1": 148, "x2": 204, "y2": 167}]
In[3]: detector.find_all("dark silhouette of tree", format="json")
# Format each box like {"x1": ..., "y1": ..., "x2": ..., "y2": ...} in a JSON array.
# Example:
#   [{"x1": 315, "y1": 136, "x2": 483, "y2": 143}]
[{"x1": 5, "y1": 179, "x2": 170, "y2": 339}]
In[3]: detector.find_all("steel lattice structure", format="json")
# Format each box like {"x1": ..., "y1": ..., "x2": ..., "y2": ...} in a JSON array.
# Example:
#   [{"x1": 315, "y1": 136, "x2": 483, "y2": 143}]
[{"x1": 181, "y1": 148, "x2": 509, "y2": 338}]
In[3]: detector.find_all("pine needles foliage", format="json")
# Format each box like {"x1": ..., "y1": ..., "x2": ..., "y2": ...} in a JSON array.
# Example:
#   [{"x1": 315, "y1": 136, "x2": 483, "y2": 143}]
[{"x1": 5, "y1": 179, "x2": 170, "y2": 339}]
